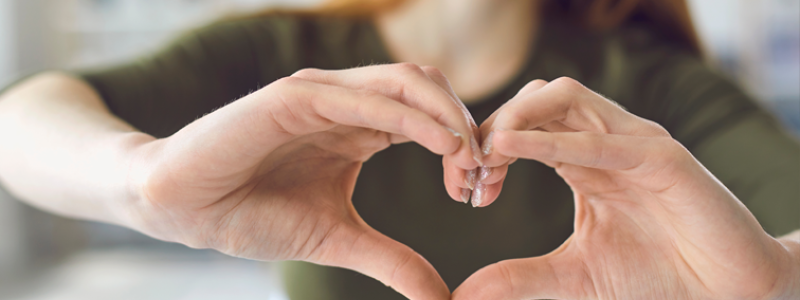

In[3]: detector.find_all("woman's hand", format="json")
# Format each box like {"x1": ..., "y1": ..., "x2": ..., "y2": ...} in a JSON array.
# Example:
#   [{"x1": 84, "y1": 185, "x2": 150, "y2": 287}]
[
  {"x1": 122, "y1": 63, "x2": 482, "y2": 300},
  {"x1": 454, "y1": 78, "x2": 800, "y2": 300}
]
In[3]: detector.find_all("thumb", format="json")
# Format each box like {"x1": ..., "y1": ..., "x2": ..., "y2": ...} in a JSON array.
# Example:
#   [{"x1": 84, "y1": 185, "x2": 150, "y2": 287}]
[
  {"x1": 453, "y1": 255, "x2": 580, "y2": 300},
  {"x1": 311, "y1": 224, "x2": 450, "y2": 300}
]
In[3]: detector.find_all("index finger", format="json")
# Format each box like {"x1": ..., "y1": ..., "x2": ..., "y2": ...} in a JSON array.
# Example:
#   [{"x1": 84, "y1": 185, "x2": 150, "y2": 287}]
[
  {"x1": 293, "y1": 64, "x2": 483, "y2": 170},
  {"x1": 479, "y1": 79, "x2": 548, "y2": 168},
  {"x1": 482, "y1": 77, "x2": 668, "y2": 168}
]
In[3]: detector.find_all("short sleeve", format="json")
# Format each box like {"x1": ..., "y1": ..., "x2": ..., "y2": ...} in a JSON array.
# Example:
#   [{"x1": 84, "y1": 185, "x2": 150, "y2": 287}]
[{"x1": 77, "y1": 17, "x2": 289, "y2": 138}]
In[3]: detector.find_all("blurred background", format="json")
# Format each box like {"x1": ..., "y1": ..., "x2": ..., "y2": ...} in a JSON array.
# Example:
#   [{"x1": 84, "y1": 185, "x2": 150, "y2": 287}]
[{"x1": 0, "y1": 0, "x2": 797, "y2": 299}]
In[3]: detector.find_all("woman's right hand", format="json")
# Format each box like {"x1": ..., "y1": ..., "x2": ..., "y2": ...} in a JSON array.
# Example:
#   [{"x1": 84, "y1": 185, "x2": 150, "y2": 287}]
[{"x1": 119, "y1": 63, "x2": 481, "y2": 300}]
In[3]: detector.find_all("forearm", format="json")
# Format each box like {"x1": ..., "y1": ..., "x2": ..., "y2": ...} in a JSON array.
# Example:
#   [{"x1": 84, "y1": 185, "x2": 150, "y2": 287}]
[{"x1": 0, "y1": 72, "x2": 153, "y2": 226}]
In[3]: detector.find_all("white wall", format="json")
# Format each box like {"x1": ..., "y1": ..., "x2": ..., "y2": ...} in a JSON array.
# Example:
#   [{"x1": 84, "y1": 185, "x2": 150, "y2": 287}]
[
  {"x1": 0, "y1": 0, "x2": 15, "y2": 86},
  {"x1": 0, "y1": 0, "x2": 27, "y2": 277},
  {"x1": 56, "y1": 0, "x2": 325, "y2": 68},
  {"x1": 688, "y1": 0, "x2": 800, "y2": 102}
]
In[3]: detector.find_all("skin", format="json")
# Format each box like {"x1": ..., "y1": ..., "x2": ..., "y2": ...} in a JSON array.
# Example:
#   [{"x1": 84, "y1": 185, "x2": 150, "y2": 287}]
[
  {"x1": 0, "y1": 0, "x2": 797, "y2": 299},
  {"x1": 0, "y1": 64, "x2": 482, "y2": 300},
  {"x1": 454, "y1": 78, "x2": 800, "y2": 299}
]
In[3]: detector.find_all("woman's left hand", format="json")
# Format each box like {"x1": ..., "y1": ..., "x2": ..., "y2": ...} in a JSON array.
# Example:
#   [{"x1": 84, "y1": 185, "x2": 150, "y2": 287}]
[{"x1": 453, "y1": 77, "x2": 800, "y2": 300}]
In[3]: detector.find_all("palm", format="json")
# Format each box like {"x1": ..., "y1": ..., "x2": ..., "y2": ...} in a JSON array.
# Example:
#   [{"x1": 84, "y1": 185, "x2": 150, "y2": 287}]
[
  {"x1": 535, "y1": 152, "x2": 781, "y2": 300},
  {"x1": 549, "y1": 164, "x2": 704, "y2": 299},
  {"x1": 128, "y1": 64, "x2": 486, "y2": 300},
  {"x1": 455, "y1": 78, "x2": 790, "y2": 300},
  {"x1": 203, "y1": 127, "x2": 389, "y2": 261}
]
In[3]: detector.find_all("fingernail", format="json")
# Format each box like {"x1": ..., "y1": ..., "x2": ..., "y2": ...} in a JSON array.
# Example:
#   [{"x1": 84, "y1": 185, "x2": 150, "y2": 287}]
[
  {"x1": 479, "y1": 166, "x2": 492, "y2": 182},
  {"x1": 470, "y1": 135, "x2": 484, "y2": 165},
  {"x1": 460, "y1": 188, "x2": 471, "y2": 204},
  {"x1": 465, "y1": 168, "x2": 477, "y2": 190},
  {"x1": 471, "y1": 182, "x2": 486, "y2": 207},
  {"x1": 445, "y1": 127, "x2": 462, "y2": 138},
  {"x1": 482, "y1": 131, "x2": 495, "y2": 156}
]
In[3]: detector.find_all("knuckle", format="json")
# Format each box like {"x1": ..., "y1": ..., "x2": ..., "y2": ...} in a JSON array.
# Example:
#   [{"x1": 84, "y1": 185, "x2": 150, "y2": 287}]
[
  {"x1": 586, "y1": 132, "x2": 607, "y2": 166},
  {"x1": 646, "y1": 120, "x2": 672, "y2": 137},
  {"x1": 420, "y1": 65, "x2": 445, "y2": 77},
  {"x1": 273, "y1": 76, "x2": 305, "y2": 90},
  {"x1": 392, "y1": 62, "x2": 425, "y2": 76},
  {"x1": 530, "y1": 79, "x2": 549, "y2": 85},
  {"x1": 521, "y1": 79, "x2": 548, "y2": 91},
  {"x1": 291, "y1": 68, "x2": 324, "y2": 80},
  {"x1": 491, "y1": 130, "x2": 513, "y2": 153},
  {"x1": 497, "y1": 107, "x2": 528, "y2": 129},
  {"x1": 549, "y1": 76, "x2": 585, "y2": 92},
  {"x1": 355, "y1": 88, "x2": 381, "y2": 100}
]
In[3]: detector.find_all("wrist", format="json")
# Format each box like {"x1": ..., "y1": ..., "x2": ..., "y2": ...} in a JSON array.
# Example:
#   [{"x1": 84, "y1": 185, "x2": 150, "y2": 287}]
[
  {"x1": 766, "y1": 234, "x2": 800, "y2": 300},
  {"x1": 116, "y1": 134, "x2": 196, "y2": 245},
  {"x1": 111, "y1": 131, "x2": 158, "y2": 229}
]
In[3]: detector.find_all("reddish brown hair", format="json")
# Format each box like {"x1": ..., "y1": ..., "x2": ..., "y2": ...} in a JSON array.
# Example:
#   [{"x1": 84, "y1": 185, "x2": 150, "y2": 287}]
[{"x1": 313, "y1": 0, "x2": 702, "y2": 54}]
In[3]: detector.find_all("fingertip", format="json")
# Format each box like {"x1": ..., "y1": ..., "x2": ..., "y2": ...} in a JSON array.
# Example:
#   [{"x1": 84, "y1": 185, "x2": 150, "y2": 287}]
[
  {"x1": 478, "y1": 164, "x2": 508, "y2": 185},
  {"x1": 444, "y1": 156, "x2": 473, "y2": 189},
  {"x1": 469, "y1": 134, "x2": 484, "y2": 166},
  {"x1": 472, "y1": 178, "x2": 505, "y2": 208},
  {"x1": 443, "y1": 161, "x2": 469, "y2": 203},
  {"x1": 441, "y1": 126, "x2": 465, "y2": 155},
  {"x1": 443, "y1": 129, "x2": 483, "y2": 167},
  {"x1": 477, "y1": 128, "x2": 515, "y2": 168},
  {"x1": 443, "y1": 166, "x2": 459, "y2": 201}
]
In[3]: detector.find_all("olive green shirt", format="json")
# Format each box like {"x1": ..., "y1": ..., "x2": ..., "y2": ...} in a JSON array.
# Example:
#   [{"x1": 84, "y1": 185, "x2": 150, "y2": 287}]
[{"x1": 78, "y1": 13, "x2": 800, "y2": 300}]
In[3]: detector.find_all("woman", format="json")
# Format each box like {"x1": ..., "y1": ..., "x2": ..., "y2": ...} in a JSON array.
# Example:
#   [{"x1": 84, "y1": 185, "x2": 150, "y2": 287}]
[{"x1": 0, "y1": 0, "x2": 798, "y2": 299}]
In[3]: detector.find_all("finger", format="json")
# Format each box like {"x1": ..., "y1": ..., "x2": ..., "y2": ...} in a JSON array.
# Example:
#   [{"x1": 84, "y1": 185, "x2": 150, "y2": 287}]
[
  {"x1": 452, "y1": 255, "x2": 580, "y2": 300},
  {"x1": 493, "y1": 129, "x2": 722, "y2": 207},
  {"x1": 480, "y1": 80, "x2": 548, "y2": 168},
  {"x1": 293, "y1": 64, "x2": 482, "y2": 169},
  {"x1": 470, "y1": 174, "x2": 506, "y2": 208},
  {"x1": 420, "y1": 66, "x2": 481, "y2": 136},
  {"x1": 489, "y1": 77, "x2": 668, "y2": 138},
  {"x1": 521, "y1": 126, "x2": 572, "y2": 168},
  {"x1": 539, "y1": 121, "x2": 576, "y2": 133},
  {"x1": 420, "y1": 66, "x2": 461, "y2": 110},
  {"x1": 150, "y1": 77, "x2": 458, "y2": 205},
  {"x1": 481, "y1": 123, "x2": 568, "y2": 168},
  {"x1": 388, "y1": 133, "x2": 412, "y2": 144},
  {"x1": 317, "y1": 225, "x2": 451, "y2": 300},
  {"x1": 444, "y1": 166, "x2": 471, "y2": 203},
  {"x1": 480, "y1": 79, "x2": 549, "y2": 132},
  {"x1": 422, "y1": 65, "x2": 485, "y2": 174},
  {"x1": 477, "y1": 164, "x2": 507, "y2": 186},
  {"x1": 421, "y1": 66, "x2": 486, "y2": 207},
  {"x1": 493, "y1": 129, "x2": 676, "y2": 171},
  {"x1": 443, "y1": 156, "x2": 474, "y2": 203},
  {"x1": 259, "y1": 77, "x2": 462, "y2": 156}
]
